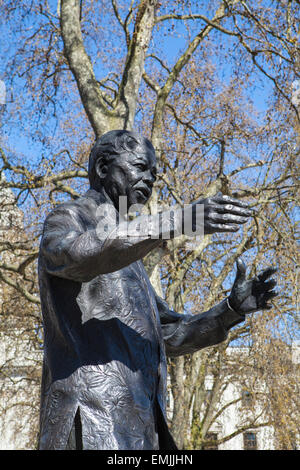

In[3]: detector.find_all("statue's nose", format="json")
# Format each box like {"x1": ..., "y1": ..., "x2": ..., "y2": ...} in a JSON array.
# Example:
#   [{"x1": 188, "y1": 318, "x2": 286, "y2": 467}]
[{"x1": 144, "y1": 169, "x2": 155, "y2": 185}]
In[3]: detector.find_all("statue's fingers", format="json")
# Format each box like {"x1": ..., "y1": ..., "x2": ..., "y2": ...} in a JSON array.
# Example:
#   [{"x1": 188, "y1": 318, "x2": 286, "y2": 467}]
[
  {"x1": 234, "y1": 258, "x2": 247, "y2": 284},
  {"x1": 213, "y1": 203, "x2": 253, "y2": 217},
  {"x1": 258, "y1": 267, "x2": 277, "y2": 282},
  {"x1": 262, "y1": 290, "x2": 278, "y2": 302},
  {"x1": 261, "y1": 303, "x2": 273, "y2": 310},
  {"x1": 213, "y1": 194, "x2": 250, "y2": 209},
  {"x1": 262, "y1": 279, "x2": 277, "y2": 291},
  {"x1": 209, "y1": 212, "x2": 249, "y2": 225},
  {"x1": 206, "y1": 222, "x2": 240, "y2": 232}
]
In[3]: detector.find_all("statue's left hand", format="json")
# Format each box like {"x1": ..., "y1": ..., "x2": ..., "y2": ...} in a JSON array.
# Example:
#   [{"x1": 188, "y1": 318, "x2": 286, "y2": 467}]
[{"x1": 228, "y1": 259, "x2": 278, "y2": 315}]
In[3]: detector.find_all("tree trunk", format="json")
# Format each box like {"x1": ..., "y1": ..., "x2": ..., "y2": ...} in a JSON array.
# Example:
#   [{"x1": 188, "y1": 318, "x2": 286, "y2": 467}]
[{"x1": 60, "y1": 0, "x2": 158, "y2": 137}]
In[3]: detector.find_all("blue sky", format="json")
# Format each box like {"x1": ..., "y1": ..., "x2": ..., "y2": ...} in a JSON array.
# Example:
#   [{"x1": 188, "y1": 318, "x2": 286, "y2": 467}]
[
  {"x1": 0, "y1": 1, "x2": 298, "y2": 345},
  {"x1": 0, "y1": 0, "x2": 296, "y2": 202},
  {"x1": 0, "y1": 1, "x2": 274, "y2": 158}
]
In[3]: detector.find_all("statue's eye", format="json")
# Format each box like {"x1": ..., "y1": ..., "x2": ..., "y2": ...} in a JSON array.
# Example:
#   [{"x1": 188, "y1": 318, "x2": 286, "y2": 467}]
[{"x1": 135, "y1": 163, "x2": 146, "y2": 171}]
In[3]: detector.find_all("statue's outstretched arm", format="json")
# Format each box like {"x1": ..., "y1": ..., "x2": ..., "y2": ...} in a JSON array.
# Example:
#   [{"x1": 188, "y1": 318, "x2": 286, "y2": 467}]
[{"x1": 156, "y1": 259, "x2": 277, "y2": 357}]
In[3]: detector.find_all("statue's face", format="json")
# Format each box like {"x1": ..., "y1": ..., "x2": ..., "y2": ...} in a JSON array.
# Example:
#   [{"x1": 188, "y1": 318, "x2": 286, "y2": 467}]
[{"x1": 102, "y1": 140, "x2": 157, "y2": 210}]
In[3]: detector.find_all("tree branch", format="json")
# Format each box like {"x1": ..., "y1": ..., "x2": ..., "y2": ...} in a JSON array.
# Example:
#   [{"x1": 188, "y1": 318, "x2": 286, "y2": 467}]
[
  {"x1": 60, "y1": 0, "x2": 116, "y2": 136},
  {"x1": 0, "y1": 270, "x2": 40, "y2": 305},
  {"x1": 151, "y1": 2, "x2": 229, "y2": 152},
  {"x1": 155, "y1": 12, "x2": 239, "y2": 38}
]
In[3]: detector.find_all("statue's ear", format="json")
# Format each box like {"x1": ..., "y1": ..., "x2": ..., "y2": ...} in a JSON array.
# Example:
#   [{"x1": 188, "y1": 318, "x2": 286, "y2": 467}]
[{"x1": 95, "y1": 158, "x2": 108, "y2": 180}]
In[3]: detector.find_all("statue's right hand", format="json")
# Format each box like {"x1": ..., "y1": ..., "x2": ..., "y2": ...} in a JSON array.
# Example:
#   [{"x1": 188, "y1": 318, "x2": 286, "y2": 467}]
[{"x1": 193, "y1": 193, "x2": 253, "y2": 235}]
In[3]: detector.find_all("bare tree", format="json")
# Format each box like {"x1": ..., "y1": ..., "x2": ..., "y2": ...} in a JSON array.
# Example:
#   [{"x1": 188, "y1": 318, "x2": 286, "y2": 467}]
[{"x1": 0, "y1": 0, "x2": 299, "y2": 449}]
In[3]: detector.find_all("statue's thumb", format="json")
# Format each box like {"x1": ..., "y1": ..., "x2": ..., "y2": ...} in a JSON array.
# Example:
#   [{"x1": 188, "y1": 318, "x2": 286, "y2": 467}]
[{"x1": 235, "y1": 258, "x2": 246, "y2": 284}]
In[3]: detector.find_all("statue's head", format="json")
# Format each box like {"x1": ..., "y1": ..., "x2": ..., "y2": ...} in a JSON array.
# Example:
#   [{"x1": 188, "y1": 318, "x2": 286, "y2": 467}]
[{"x1": 88, "y1": 130, "x2": 157, "y2": 209}]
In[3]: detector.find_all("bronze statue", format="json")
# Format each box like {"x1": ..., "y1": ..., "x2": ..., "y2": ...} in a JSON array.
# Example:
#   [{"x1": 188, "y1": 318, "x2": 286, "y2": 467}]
[{"x1": 37, "y1": 130, "x2": 277, "y2": 450}]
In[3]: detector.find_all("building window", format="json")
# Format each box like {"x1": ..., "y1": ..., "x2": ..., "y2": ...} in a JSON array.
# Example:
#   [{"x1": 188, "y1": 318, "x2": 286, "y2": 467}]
[
  {"x1": 243, "y1": 432, "x2": 257, "y2": 450},
  {"x1": 203, "y1": 432, "x2": 218, "y2": 450}
]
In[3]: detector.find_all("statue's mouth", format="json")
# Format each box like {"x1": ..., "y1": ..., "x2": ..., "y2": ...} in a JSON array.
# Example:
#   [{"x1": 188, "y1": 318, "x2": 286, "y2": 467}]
[{"x1": 134, "y1": 186, "x2": 151, "y2": 199}]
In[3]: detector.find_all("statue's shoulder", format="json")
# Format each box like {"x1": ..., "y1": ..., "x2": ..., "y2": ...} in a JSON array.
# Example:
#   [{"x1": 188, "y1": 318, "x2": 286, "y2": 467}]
[
  {"x1": 45, "y1": 197, "x2": 84, "y2": 219},
  {"x1": 43, "y1": 190, "x2": 107, "y2": 227}
]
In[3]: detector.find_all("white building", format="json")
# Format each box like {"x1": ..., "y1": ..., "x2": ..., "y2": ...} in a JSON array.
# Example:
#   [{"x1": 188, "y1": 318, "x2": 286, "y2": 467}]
[
  {"x1": 0, "y1": 178, "x2": 42, "y2": 449},
  {"x1": 0, "y1": 333, "x2": 42, "y2": 449},
  {"x1": 200, "y1": 373, "x2": 275, "y2": 450},
  {"x1": 167, "y1": 343, "x2": 300, "y2": 450}
]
